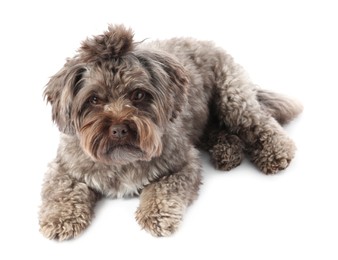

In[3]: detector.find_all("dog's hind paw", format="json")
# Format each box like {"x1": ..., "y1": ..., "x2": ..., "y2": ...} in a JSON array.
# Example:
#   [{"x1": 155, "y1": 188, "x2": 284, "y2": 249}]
[
  {"x1": 250, "y1": 135, "x2": 296, "y2": 174},
  {"x1": 210, "y1": 141, "x2": 244, "y2": 171}
]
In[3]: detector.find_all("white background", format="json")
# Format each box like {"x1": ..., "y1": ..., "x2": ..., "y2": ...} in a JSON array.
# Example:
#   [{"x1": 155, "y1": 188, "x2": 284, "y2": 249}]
[{"x1": 1, "y1": 0, "x2": 337, "y2": 259}]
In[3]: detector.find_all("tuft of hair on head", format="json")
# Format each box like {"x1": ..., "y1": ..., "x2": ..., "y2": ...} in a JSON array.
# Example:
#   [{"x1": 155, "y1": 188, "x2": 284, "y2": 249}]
[{"x1": 79, "y1": 24, "x2": 135, "y2": 62}]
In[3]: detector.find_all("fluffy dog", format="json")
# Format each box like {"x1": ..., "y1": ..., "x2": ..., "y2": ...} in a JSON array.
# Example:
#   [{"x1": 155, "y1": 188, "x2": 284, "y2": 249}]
[{"x1": 39, "y1": 25, "x2": 302, "y2": 240}]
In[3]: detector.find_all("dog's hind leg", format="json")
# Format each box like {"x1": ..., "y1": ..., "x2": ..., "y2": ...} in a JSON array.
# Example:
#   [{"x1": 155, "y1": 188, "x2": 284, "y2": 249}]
[
  {"x1": 214, "y1": 54, "x2": 298, "y2": 174},
  {"x1": 39, "y1": 165, "x2": 100, "y2": 240}
]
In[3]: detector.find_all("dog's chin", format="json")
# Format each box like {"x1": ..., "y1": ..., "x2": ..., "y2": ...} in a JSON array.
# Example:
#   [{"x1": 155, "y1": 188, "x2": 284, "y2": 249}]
[{"x1": 101, "y1": 145, "x2": 149, "y2": 165}]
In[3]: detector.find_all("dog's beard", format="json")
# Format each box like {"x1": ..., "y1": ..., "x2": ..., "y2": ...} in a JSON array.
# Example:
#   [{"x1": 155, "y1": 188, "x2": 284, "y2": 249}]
[{"x1": 78, "y1": 114, "x2": 163, "y2": 165}]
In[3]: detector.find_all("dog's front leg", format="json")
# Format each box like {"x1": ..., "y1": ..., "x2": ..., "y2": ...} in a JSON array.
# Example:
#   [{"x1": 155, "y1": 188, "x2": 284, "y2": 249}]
[
  {"x1": 136, "y1": 147, "x2": 202, "y2": 237},
  {"x1": 39, "y1": 166, "x2": 100, "y2": 240}
]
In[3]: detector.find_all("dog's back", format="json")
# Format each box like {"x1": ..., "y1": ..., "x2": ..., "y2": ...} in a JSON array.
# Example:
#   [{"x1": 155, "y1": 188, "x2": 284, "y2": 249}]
[{"x1": 141, "y1": 38, "x2": 302, "y2": 143}]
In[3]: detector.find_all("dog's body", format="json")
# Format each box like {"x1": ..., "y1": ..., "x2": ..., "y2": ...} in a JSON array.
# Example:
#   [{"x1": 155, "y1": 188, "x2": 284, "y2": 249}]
[{"x1": 40, "y1": 25, "x2": 302, "y2": 240}]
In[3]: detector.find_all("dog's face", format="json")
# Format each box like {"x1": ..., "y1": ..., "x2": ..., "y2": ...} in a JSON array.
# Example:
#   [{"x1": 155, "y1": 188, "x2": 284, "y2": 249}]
[{"x1": 45, "y1": 25, "x2": 189, "y2": 165}]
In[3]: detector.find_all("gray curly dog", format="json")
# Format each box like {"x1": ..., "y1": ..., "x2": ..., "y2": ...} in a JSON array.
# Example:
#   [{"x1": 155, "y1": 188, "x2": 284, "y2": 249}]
[{"x1": 39, "y1": 25, "x2": 302, "y2": 240}]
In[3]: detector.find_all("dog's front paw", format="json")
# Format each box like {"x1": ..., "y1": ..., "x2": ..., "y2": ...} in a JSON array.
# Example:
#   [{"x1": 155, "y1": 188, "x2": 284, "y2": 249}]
[
  {"x1": 135, "y1": 198, "x2": 185, "y2": 237},
  {"x1": 135, "y1": 210, "x2": 182, "y2": 237},
  {"x1": 39, "y1": 205, "x2": 92, "y2": 241},
  {"x1": 40, "y1": 218, "x2": 87, "y2": 241},
  {"x1": 250, "y1": 135, "x2": 296, "y2": 174}
]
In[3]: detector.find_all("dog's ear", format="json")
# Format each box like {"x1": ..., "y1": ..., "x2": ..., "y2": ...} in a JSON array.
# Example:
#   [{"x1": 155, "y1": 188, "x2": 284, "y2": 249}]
[
  {"x1": 79, "y1": 24, "x2": 135, "y2": 62},
  {"x1": 44, "y1": 59, "x2": 86, "y2": 134},
  {"x1": 136, "y1": 51, "x2": 190, "y2": 121}
]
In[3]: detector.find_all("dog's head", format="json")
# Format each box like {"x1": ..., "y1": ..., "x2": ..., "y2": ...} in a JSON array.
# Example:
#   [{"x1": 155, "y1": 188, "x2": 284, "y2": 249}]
[{"x1": 44, "y1": 25, "x2": 189, "y2": 164}]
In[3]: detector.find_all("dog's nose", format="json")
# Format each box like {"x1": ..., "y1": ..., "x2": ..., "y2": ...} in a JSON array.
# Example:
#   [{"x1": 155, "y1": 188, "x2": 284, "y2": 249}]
[{"x1": 111, "y1": 124, "x2": 129, "y2": 139}]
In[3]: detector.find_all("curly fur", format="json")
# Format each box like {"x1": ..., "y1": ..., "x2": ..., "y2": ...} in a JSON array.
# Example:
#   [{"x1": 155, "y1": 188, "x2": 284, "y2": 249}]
[
  {"x1": 40, "y1": 25, "x2": 302, "y2": 240},
  {"x1": 80, "y1": 24, "x2": 135, "y2": 62}
]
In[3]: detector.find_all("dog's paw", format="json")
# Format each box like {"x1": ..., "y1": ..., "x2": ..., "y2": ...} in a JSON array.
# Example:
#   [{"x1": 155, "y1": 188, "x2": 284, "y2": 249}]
[
  {"x1": 40, "y1": 220, "x2": 85, "y2": 241},
  {"x1": 135, "y1": 210, "x2": 182, "y2": 237},
  {"x1": 135, "y1": 198, "x2": 184, "y2": 237},
  {"x1": 40, "y1": 215, "x2": 90, "y2": 241},
  {"x1": 210, "y1": 142, "x2": 244, "y2": 171},
  {"x1": 39, "y1": 206, "x2": 91, "y2": 241},
  {"x1": 251, "y1": 135, "x2": 296, "y2": 174},
  {"x1": 205, "y1": 132, "x2": 244, "y2": 172}
]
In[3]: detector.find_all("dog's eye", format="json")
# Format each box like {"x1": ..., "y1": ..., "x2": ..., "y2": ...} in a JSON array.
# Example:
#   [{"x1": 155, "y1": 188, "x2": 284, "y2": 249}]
[
  {"x1": 130, "y1": 89, "x2": 146, "y2": 102},
  {"x1": 89, "y1": 95, "x2": 99, "y2": 105}
]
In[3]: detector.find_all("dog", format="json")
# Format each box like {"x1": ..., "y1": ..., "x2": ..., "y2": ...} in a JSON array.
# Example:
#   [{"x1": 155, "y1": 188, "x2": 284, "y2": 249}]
[{"x1": 39, "y1": 25, "x2": 302, "y2": 240}]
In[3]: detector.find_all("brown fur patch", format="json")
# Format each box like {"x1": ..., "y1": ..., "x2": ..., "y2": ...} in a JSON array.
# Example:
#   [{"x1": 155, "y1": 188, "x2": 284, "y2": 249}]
[{"x1": 80, "y1": 24, "x2": 135, "y2": 63}]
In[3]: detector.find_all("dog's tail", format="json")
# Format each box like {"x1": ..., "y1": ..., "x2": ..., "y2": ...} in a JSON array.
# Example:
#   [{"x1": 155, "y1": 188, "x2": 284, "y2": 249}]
[{"x1": 257, "y1": 89, "x2": 303, "y2": 125}]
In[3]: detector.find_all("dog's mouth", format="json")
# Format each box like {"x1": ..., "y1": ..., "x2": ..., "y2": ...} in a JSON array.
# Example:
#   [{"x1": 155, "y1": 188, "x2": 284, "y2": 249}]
[
  {"x1": 104, "y1": 144, "x2": 146, "y2": 165},
  {"x1": 106, "y1": 144, "x2": 142, "y2": 154}
]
